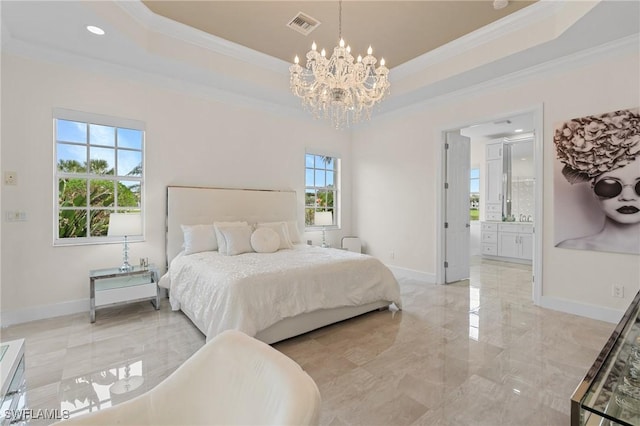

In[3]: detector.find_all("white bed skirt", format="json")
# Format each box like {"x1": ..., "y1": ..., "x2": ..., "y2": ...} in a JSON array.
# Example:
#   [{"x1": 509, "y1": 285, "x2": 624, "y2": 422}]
[{"x1": 180, "y1": 300, "x2": 393, "y2": 344}]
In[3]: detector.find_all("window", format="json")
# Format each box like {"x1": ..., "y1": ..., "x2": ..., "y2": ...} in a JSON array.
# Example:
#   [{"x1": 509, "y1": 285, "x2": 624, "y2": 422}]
[
  {"x1": 305, "y1": 154, "x2": 339, "y2": 227},
  {"x1": 54, "y1": 110, "x2": 145, "y2": 245},
  {"x1": 470, "y1": 167, "x2": 480, "y2": 221}
]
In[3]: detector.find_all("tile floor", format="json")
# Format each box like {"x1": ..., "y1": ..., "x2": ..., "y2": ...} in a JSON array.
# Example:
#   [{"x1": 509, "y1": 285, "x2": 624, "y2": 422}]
[{"x1": 1, "y1": 257, "x2": 614, "y2": 425}]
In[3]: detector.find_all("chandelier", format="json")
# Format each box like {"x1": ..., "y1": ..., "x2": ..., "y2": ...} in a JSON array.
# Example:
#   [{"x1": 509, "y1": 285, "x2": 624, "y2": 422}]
[{"x1": 289, "y1": 1, "x2": 390, "y2": 129}]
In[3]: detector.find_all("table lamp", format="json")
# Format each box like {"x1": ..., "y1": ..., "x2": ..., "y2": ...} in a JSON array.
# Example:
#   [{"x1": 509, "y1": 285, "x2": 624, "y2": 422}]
[
  {"x1": 314, "y1": 211, "x2": 333, "y2": 248},
  {"x1": 108, "y1": 213, "x2": 142, "y2": 272}
]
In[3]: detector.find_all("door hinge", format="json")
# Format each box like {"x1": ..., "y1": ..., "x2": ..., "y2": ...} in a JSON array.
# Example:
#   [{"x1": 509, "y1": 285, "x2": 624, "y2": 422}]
[
  {"x1": 444, "y1": 182, "x2": 449, "y2": 189},
  {"x1": 445, "y1": 143, "x2": 449, "y2": 149},
  {"x1": 444, "y1": 261, "x2": 449, "y2": 268},
  {"x1": 444, "y1": 222, "x2": 449, "y2": 228}
]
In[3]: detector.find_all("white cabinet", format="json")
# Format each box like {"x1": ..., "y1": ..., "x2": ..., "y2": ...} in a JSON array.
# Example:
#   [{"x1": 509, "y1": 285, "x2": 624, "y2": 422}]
[
  {"x1": 497, "y1": 223, "x2": 533, "y2": 261},
  {"x1": 485, "y1": 142, "x2": 503, "y2": 221},
  {"x1": 486, "y1": 159, "x2": 503, "y2": 205},
  {"x1": 486, "y1": 142, "x2": 503, "y2": 160},
  {"x1": 481, "y1": 222, "x2": 533, "y2": 262},
  {"x1": 481, "y1": 222, "x2": 498, "y2": 256},
  {"x1": 485, "y1": 198, "x2": 502, "y2": 222},
  {"x1": 520, "y1": 233, "x2": 533, "y2": 260}
]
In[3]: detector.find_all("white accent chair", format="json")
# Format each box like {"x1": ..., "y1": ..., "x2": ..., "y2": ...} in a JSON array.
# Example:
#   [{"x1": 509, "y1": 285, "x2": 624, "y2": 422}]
[{"x1": 55, "y1": 330, "x2": 321, "y2": 426}]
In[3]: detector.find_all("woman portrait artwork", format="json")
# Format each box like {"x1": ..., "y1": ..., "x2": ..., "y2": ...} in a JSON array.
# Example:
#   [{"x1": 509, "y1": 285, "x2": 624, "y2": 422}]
[{"x1": 554, "y1": 108, "x2": 640, "y2": 255}]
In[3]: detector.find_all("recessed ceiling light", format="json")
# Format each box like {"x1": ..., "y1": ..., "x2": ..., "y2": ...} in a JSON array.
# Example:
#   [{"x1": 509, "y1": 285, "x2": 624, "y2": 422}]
[
  {"x1": 514, "y1": 129, "x2": 523, "y2": 133},
  {"x1": 493, "y1": 0, "x2": 509, "y2": 10},
  {"x1": 86, "y1": 25, "x2": 105, "y2": 36},
  {"x1": 521, "y1": 158, "x2": 527, "y2": 161}
]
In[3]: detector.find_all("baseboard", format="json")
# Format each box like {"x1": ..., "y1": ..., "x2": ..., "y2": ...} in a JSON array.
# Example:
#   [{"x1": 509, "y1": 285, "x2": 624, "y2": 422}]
[
  {"x1": 1, "y1": 298, "x2": 88, "y2": 327},
  {"x1": 387, "y1": 265, "x2": 436, "y2": 283},
  {"x1": 539, "y1": 295, "x2": 623, "y2": 324}
]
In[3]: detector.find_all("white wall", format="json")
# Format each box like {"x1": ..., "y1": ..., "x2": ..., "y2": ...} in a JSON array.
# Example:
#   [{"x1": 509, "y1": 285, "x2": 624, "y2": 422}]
[
  {"x1": 2, "y1": 28, "x2": 638, "y2": 326},
  {"x1": 0, "y1": 53, "x2": 352, "y2": 324},
  {"x1": 352, "y1": 40, "x2": 639, "y2": 319}
]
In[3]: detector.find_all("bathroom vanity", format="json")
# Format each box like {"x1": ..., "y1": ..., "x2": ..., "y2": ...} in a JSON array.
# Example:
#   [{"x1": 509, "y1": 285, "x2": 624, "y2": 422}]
[
  {"x1": 481, "y1": 138, "x2": 534, "y2": 263},
  {"x1": 481, "y1": 221, "x2": 533, "y2": 262}
]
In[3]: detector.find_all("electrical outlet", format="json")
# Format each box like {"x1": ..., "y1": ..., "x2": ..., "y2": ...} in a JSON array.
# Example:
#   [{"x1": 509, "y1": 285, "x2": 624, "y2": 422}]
[
  {"x1": 613, "y1": 284, "x2": 625, "y2": 298},
  {"x1": 389, "y1": 250, "x2": 395, "y2": 260}
]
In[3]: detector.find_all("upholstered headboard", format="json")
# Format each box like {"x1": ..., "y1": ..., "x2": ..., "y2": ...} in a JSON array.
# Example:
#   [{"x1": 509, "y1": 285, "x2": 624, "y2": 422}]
[{"x1": 166, "y1": 186, "x2": 298, "y2": 266}]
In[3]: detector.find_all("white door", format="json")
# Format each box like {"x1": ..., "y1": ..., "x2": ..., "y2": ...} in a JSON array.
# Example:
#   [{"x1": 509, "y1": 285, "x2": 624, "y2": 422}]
[{"x1": 445, "y1": 131, "x2": 471, "y2": 283}]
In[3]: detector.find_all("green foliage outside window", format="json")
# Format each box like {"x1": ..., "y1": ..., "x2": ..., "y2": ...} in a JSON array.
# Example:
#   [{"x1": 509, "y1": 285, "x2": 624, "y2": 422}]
[
  {"x1": 58, "y1": 160, "x2": 140, "y2": 238},
  {"x1": 55, "y1": 118, "x2": 143, "y2": 241},
  {"x1": 470, "y1": 168, "x2": 480, "y2": 221},
  {"x1": 304, "y1": 190, "x2": 334, "y2": 226},
  {"x1": 305, "y1": 154, "x2": 337, "y2": 226},
  {"x1": 470, "y1": 194, "x2": 480, "y2": 221}
]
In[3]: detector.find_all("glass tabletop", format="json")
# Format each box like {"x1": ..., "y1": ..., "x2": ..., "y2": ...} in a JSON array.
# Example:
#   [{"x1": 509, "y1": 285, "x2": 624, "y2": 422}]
[
  {"x1": 90, "y1": 264, "x2": 155, "y2": 279},
  {"x1": 579, "y1": 291, "x2": 640, "y2": 426}
]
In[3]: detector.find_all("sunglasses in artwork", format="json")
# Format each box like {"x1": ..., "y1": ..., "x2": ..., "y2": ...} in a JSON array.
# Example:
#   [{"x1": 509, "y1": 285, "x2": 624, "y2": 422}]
[{"x1": 594, "y1": 178, "x2": 640, "y2": 199}]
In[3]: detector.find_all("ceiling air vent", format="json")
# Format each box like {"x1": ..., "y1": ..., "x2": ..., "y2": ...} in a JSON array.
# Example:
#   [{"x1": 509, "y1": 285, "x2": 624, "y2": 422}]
[{"x1": 287, "y1": 12, "x2": 320, "y2": 36}]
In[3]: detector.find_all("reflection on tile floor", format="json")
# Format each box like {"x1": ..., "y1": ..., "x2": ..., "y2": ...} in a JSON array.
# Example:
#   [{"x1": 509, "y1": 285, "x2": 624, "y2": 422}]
[{"x1": 1, "y1": 257, "x2": 614, "y2": 425}]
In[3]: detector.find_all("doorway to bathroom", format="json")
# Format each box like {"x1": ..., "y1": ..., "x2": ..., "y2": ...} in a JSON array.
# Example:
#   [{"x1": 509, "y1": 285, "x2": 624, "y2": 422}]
[{"x1": 439, "y1": 106, "x2": 543, "y2": 305}]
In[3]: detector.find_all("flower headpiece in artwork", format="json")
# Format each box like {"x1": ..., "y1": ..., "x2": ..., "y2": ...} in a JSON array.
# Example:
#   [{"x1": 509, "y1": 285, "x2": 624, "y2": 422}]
[{"x1": 554, "y1": 108, "x2": 640, "y2": 184}]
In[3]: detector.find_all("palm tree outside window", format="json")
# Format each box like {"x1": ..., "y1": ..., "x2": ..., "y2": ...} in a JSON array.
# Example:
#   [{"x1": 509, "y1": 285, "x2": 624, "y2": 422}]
[
  {"x1": 305, "y1": 154, "x2": 339, "y2": 228},
  {"x1": 54, "y1": 112, "x2": 145, "y2": 245}
]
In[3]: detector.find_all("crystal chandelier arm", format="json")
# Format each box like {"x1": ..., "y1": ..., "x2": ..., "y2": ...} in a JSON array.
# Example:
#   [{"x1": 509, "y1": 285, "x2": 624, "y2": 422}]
[{"x1": 288, "y1": 0, "x2": 389, "y2": 128}]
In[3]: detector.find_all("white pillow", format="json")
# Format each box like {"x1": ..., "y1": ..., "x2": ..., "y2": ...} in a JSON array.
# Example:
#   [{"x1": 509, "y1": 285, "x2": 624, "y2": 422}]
[
  {"x1": 214, "y1": 221, "x2": 249, "y2": 254},
  {"x1": 256, "y1": 222, "x2": 293, "y2": 250},
  {"x1": 251, "y1": 227, "x2": 280, "y2": 253},
  {"x1": 218, "y1": 225, "x2": 254, "y2": 256},
  {"x1": 286, "y1": 221, "x2": 302, "y2": 244},
  {"x1": 181, "y1": 224, "x2": 217, "y2": 255}
]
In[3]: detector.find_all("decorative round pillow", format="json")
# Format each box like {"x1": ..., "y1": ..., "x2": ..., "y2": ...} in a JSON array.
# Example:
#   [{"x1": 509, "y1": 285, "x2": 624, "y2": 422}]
[{"x1": 250, "y1": 227, "x2": 280, "y2": 253}]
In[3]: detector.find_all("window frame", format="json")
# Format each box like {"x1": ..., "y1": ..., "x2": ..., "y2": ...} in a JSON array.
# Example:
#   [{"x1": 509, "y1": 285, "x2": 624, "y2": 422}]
[
  {"x1": 53, "y1": 109, "x2": 146, "y2": 246},
  {"x1": 304, "y1": 152, "x2": 340, "y2": 230},
  {"x1": 470, "y1": 166, "x2": 480, "y2": 221}
]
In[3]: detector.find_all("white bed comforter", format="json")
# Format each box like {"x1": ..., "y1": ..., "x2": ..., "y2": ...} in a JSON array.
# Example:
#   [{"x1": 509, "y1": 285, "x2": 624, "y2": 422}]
[{"x1": 163, "y1": 245, "x2": 401, "y2": 341}]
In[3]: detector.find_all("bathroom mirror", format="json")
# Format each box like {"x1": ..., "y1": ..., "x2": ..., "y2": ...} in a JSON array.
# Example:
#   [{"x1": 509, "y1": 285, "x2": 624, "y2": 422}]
[{"x1": 503, "y1": 137, "x2": 534, "y2": 222}]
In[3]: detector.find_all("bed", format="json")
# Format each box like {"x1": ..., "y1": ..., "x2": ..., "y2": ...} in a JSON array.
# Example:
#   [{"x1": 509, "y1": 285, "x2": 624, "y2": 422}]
[{"x1": 160, "y1": 186, "x2": 402, "y2": 344}]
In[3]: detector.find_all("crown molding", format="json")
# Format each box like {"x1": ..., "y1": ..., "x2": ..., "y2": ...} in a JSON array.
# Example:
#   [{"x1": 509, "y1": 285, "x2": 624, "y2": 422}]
[
  {"x1": 2, "y1": 0, "x2": 636, "y2": 119},
  {"x1": 117, "y1": 0, "x2": 564, "y2": 81},
  {"x1": 379, "y1": 34, "x2": 639, "y2": 118},
  {"x1": 391, "y1": 0, "x2": 564, "y2": 81},
  {"x1": 4, "y1": 28, "x2": 636, "y2": 122},
  {"x1": 115, "y1": 1, "x2": 290, "y2": 74},
  {"x1": 1, "y1": 33, "x2": 305, "y2": 120}
]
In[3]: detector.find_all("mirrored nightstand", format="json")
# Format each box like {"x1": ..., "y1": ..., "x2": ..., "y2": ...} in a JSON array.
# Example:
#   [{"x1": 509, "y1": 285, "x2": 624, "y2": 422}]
[{"x1": 90, "y1": 265, "x2": 159, "y2": 323}]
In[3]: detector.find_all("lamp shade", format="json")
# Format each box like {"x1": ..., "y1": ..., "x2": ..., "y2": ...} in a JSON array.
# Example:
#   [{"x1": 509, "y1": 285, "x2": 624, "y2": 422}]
[
  {"x1": 314, "y1": 211, "x2": 333, "y2": 226},
  {"x1": 108, "y1": 213, "x2": 142, "y2": 237}
]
